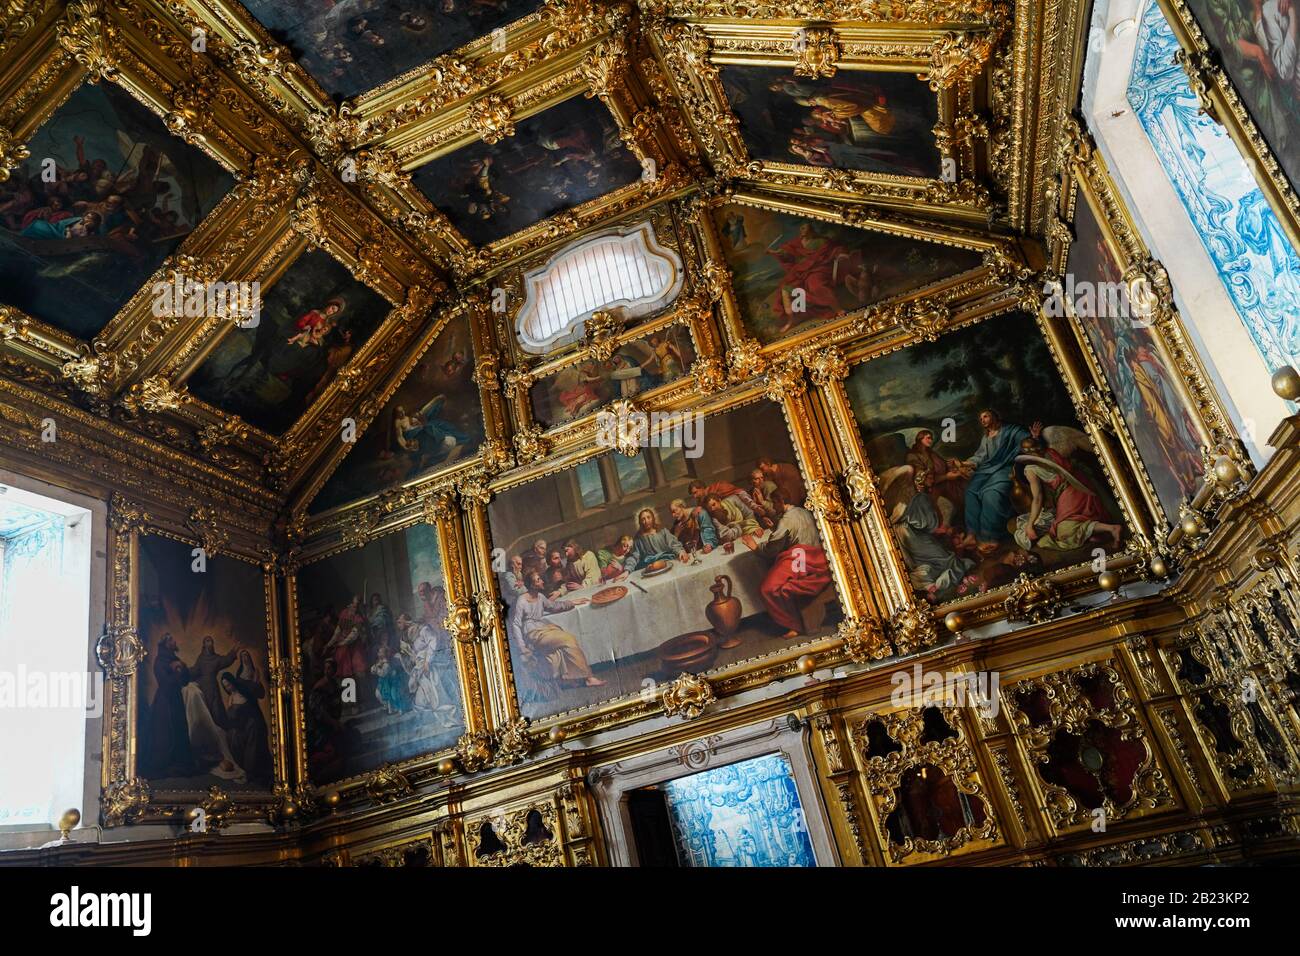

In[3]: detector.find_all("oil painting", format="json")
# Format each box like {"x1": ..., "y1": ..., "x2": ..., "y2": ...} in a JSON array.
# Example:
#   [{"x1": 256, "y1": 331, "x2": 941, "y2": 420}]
[
  {"x1": 657, "y1": 753, "x2": 817, "y2": 867},
  {"x1": 529, "y1": 324, "x2": 696, "y2": 428},
  {"x1": 410, "y1": 95, "x2": 644, "y2": 246},
  {"x1": 186, "y1": 249, "x2": 390, "y2": 435},
  {"x1": 1065, "y1": 194, "x2": 1204, "y2": 519},
  {"x1": 720, "y1": 66, "x2": 939, "y2": 178},
  {"x1": 716, "y1": 204, "x2": 982, "y2": 344},
  {"x1": 309, "y1": 314, "x2": 484, "y2": 513},
  {"x1": 295, "y1": 523, "x2": 463, "y2": 785},
  {"x1": 136, "y1": 534, "x2": 274, "y2": 792},
  {"x1": 1182, "y1": 0, "x2": 1300, "y2": 202},
  {"x1": 488, "y1": 401, "x2": 841, "y2": 720},
  {"x1": 844, "y1": 311, "x2": 1127, "y2": 605},
  {"x1": 240, "y1": 0, "x2": 545, "y2": 98},
  {"x1": 0, "y1": 82, "x2": 234, "y2": 339}
]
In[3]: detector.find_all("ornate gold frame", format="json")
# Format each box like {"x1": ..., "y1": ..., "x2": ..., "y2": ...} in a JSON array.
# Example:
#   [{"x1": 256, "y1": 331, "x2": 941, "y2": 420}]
[
  {"x1": 97, "y1": 493, "x2": 289, "y2": 827},
  {"x1": 1049, "y1": 116, "x2": 1243, "y2": 537},
  {"x1": 462, "y1": 383, "x2": 870, "y2": 743},
  {"x1": 281, "y1": 487, "x2": 493, "y2": 802},
  {"x1": 1157, "y1": 0, "x2": 1300, "y2": 255}
]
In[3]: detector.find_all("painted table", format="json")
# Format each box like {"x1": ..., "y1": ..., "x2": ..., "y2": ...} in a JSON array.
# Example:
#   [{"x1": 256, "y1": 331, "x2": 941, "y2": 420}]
[{"x1": 522, "y1": 538, "x2": 773, "y2": 663}]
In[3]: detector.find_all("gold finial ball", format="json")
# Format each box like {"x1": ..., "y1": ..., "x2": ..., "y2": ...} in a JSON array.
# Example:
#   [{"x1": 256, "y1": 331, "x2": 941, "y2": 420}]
[
  {"x1": 796, "y1": 654, "x2": 817, "y2": 675},
  {"x1": 944, "y1": 611, "x2": 965, "y2": 633},
  {"x1": 1212, "y1": 455, "x2": 1240, "y2": 485},
  {"x1": 437, "y1": 758, "x2": 458, "y2": 776},
  {"x1": 1181, "y1": 512, "x2": 1204, "y2": 537},
  {"x1": 280, "y1": 799, "x2": 299, "y2": 819},
  {"x1": 1271, "y1": 365, "x2": 1300, "y2": 401},
  {"x1": 1097, "y1": 569, "x2": 1120, "y2": 592},
  {"x1": 58, "y1": 808, "x2": 80, "y2": 836},
  {"x1": 324, "y1": 791, "x2": 341, "y2": 809},
  {"x1": 548, "y1": 725, "x2": 567, "y2": 745},
  {"x1": 1149, "y1": 555, "x2": 1170, "y2": 579}
]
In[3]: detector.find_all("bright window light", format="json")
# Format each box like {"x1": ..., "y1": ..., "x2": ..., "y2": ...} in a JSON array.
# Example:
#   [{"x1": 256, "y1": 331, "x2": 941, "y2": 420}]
[
  {"x1": 516, "y1": 221, "x2": 684, "y2": 354},
  {"x1": 0, "y1": 485, "x2": 93, "y2": 830}
]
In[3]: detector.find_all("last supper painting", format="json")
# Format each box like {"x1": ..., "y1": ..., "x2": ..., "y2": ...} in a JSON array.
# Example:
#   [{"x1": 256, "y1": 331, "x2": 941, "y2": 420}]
[
  {"x1": 844, "y1": 311, "x2": 1128, "y2": 606},
  {"x1": 487, "y1": 401, "x2": 842, "y2": 720},
  {"x1": 0, "y1": 82, "x2": 234, "y2": 339}
]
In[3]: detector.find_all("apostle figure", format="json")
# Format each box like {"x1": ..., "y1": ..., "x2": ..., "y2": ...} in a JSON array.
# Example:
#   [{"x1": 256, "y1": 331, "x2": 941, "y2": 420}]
[
  {"x1": 507, "y1": 572, "x2": 603, "y2": 691},
  {"x1": 766, "y1": 222, "x2": 847, "y2": 333},
  {"x1": 562, "y1": 540, "x2": 603, "y2": 589},
  {"x1": 758, "y1": 492, "x2": 834, "y2": 639},
  {"x1": 703, "y1": 493, "x2": 762, "y2": 550},
  {"x1": 957, "y1": 410, "x2": 1042, "y2": 552},
  {"x1": 669, "y1": 498, "x2": 719, "y2": 553},
  {"x1": 497, "y1": 553, "x2": 526, "y2": 606},
  {"x1": 623, "y1": 507, "x2": 690, "y2": 572},
  {"x1": 757, "y1": 457, "x2": 807, "y2": 508}
]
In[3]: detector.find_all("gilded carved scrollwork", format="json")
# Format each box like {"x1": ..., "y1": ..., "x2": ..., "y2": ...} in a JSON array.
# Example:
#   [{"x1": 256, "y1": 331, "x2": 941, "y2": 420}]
[
  {"x1": 850, "y1": 706, "x2": 1000, "y2": 863},
  {"x1": 1006, "y1": 661, "x2": 1172, "y2": 831}
]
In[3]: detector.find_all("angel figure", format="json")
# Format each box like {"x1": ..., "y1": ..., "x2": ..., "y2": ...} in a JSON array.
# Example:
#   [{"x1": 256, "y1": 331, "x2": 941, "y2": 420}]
[
  {"x1": 1012, "y1": 427, "x2": 1123, "y2": 552},
  {"x1": 878, "y1": 463, "x2": 976, "y2": 604}
]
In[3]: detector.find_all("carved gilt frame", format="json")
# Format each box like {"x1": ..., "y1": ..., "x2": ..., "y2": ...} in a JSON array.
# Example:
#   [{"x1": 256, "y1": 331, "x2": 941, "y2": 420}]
[{"x1": 98, "y1": 493, "x2": 288, "y2": 827}]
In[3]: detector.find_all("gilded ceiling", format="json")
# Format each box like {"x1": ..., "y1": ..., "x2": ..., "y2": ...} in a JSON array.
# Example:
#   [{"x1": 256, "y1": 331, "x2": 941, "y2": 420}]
[{"x1": 0, "y1": 0, "x2": 1088, "y2": 534}]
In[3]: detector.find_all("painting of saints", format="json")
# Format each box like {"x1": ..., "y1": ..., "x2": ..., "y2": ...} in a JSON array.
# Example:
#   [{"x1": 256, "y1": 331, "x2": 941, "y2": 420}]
[
  {"x1": 136, "y1": 535, "x2": 274, "y2": 791},
  {"x1": 715, "y1": 204, "x2": 982, "y2": 344},
  {"x1": 722, "y1": 67, "x2": 940, "y2": 178},
  {"x1": 187, "y1": 250, "x2": 390, "y2": 435},
  {"x1": 309, "y1": 315, "x2": 485, "y2": 514},
  {"x1": 1184, "y1": 0, "x2": 1300, "y2": 195},
  {"x1": 0, "y1": 82, "x2": 233, "y2": 339},
  {"x1": 411, "y1": 95, "x2": 643, "y2": 246},
  {"x1": 847, "y1": 312, "x2": 1126, "y2": 605},
  {"x1": 530, "y1": 326, "x2": 696, "y2": 427},
  {"x1": 487, "y1": 402, "x2": 841, "y2": 720},
  {"x1": 295, "y1": 524, "x2": 464, "y2": 785},
  {"x1": 1066, "y1": 195, "x2": 1204, "y2": 519}
]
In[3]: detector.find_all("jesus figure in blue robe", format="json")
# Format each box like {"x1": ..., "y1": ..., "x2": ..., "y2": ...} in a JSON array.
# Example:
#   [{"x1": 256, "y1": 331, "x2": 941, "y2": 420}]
[{"x1": 959, "y1": 410, "x2": 1042, "y2": 550}]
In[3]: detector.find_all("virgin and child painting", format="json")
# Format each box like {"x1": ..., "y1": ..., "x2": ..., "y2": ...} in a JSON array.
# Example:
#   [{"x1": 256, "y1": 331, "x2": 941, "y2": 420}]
[
  {"x1": 529, "y1": 324, "x2": 697, "y2": 428},
  {"x1": 0, "y1": 82, "x2": 234, "y2": 339},
  {"x1": 716, "y1": 204, "x2": 982, "y2": 344},
  {"x1": 844, "y1": 311, "x2": 1128, "y2": 605},
  {"x1": 720, "y1": 66, "x2": 939, "y2": 178},
  {"x1": 488, "y1": 401, "x2": 842, "y2": 720},
  {"x1": 1183, "y1": 0, "x2": 1300, "y2": 201},
  {"x1": 187, "y1": 249, "x2": 390, "y2": 435},
  {"x1": 295, "y1": 523, "x2": 464, "y2": 785},
  {"x1": 240, "y1": 0, "x2": 544, "y2": 98},
  {"x1": 411, "y1": 95, "x2": 644, "y2": 246},
  {"x1": 1065, "y1": 195, "x2": 1204, "y2": 519},
  {"x1": 136, "y1": 534, "x2": 274, "y2": 791},
  {"x1": 309, "y1": 314, "x2": 484, "y2": 513}
]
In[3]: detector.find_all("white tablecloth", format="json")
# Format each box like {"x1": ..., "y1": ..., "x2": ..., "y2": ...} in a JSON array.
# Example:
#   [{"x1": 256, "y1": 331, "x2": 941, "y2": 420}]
[{"x1": 534, "y1": 540, "x2": 774, "y2": 665}]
